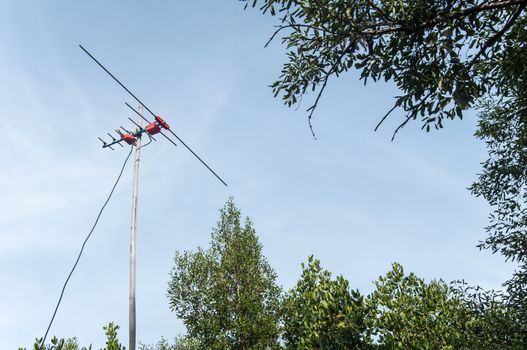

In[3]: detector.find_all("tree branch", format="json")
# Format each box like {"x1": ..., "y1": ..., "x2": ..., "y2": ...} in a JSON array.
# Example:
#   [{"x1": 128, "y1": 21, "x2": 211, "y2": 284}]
[
  {"x1": 470, "y1": 3, "x2": 526, "y2": 63},
  {"x1": 391, "y1": 115, "x2": 413, "y2": 141},
  {"x1": 390, "y1": 90, "x2": 435, "y2": 140},
  {"x1": 306, "y1": 41, "x2": 355, "y2": 139},
  {"x1": 265, "y1": 23, "x2": 338, "y2": 48},
  {"x1": 367, "y1": 0, "x2": 399, "y2": 25},
  {"x1": 362, "y1": 0, "x2": 527, "y2": 36},
  {"x1": 374, "y1": 103, "x2": 399, "y2": 132}
]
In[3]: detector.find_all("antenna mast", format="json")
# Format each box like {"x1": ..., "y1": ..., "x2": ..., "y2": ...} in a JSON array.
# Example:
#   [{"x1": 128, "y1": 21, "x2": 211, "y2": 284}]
[{"x1": 129, "y1": 105, "x2": 142, "y2": 350}]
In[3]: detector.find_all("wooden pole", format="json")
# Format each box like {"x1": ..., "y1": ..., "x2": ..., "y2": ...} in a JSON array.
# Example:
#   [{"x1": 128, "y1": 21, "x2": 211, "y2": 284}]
[{"x1": 129, "y1": 105, "x2": 142, "y2": 350}]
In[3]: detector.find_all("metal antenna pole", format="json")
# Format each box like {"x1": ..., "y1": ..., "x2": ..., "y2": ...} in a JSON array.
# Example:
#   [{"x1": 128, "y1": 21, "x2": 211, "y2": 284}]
[{"x1": 129, "y1": 105, "x2": 142, "y2": 350}]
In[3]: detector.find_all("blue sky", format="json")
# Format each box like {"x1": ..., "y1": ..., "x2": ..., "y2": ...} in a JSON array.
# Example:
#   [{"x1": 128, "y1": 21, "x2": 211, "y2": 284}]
[{"x1": 0, "y1": 1, "x2": 516, "y2": 348}]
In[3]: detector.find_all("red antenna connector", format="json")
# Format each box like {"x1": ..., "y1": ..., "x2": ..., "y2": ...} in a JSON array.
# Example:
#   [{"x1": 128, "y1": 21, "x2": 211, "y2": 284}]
[
  {"x1": 122, "y1": 133, "x2": 137, "y2": 145},
  {"x1": 145, "y1": 116, "x2": 170, "y2": 136},
  {"x1": 155, "y1": 116, "x2": 170, "y2": 130},
  {"x1": 145, "y1": 123, "x2": 160, "y2": 135}
]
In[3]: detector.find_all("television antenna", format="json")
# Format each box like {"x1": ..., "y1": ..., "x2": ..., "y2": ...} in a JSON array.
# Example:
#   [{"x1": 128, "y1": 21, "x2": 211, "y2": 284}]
[{"x1": 38, "y1": 45, "x2": 228, "y2": 350}]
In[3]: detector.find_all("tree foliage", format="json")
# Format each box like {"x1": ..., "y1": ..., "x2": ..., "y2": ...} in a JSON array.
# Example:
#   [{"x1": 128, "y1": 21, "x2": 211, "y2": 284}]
[
  {"x1": 101, "y1": 323, "x2": 125, "y2": 350},
  {"x1": 284, "y1": 258, "x2": 522, "y2": 349},
  {"x1": 453, "y1": 282, "x2": 526, "y2": 349},
  {"x1": 21, "y1": 337, "x2": 91, "y2": 350},
  {"x1": 20, "y1": 322, "x2": 123, "y2": 350},
  {"x1": 241, "y1": 0, "x2": 526, "y2": 139},
  {"x1": 167, "y1": 199, "x2": 282, "y2": 350},
  {"x1": 164, "y1": 200, "x2": 523, "y2": 349},
  {"x1": 282, "y1": 256, "x2": 368, "y2": 349},
  {"x1": 367, "y1": 263, "x2": 473, "y2": 349},
  {"x1": 139, "y1": 336, "x2": 200, "y2": 350},
  {"x1": 470, "y1": 94, "x2": 527, "y2": 343},
  {"x1": 240, "y1": 1, "x2": 527, "y2": 341}
]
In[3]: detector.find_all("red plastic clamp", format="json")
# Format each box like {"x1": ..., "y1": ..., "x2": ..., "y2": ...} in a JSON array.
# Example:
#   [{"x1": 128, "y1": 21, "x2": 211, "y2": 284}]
[
  {"x1": 145, "y1": 122, "x2": 161, "y2": 135},
  {"x1": 155, "y1": 116, "x2": 170, "y2": 130},
  {"x1": 123, "y1": 134, "x2": 136, "y2": 145}
]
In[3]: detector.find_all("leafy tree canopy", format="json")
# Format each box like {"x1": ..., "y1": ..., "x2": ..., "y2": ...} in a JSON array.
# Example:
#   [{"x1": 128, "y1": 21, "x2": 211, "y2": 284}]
[
  {"x1": 241, "y1": 0, "x2": 527, "y2": 337},
  {"x1": 20, "y1": 322, "x2": 123, "y2": 350},
  {"x1": 285, "y1": 257, "x2": 523, "y2": 349},
  {"x1": 241, "y1": 0, "x2": 526, "y2": 139},
  {"x1": 367, "y1": 263, "x2": 472, "y2": 349},
  {"x1": 167, "y1": 199, "x2": 282, "y2": 350},
  {"x1": 453, "y1": 281, "x2": 526, "y2": 349},
  {"x1": 139, "y1": 336, "x2": 200, "y2": 350},
  {"x1": 282, "y1": 256, "x2": 368, "y2": 349},
  {"x1": 470, "y1": 94, "x2": 527, "y2": 334}
]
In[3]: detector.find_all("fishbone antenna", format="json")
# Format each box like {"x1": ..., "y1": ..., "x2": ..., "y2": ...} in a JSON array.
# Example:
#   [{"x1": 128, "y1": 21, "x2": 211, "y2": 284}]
[{"x1": 79, "y1": 44, "x2": 227, "y2": 186}]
